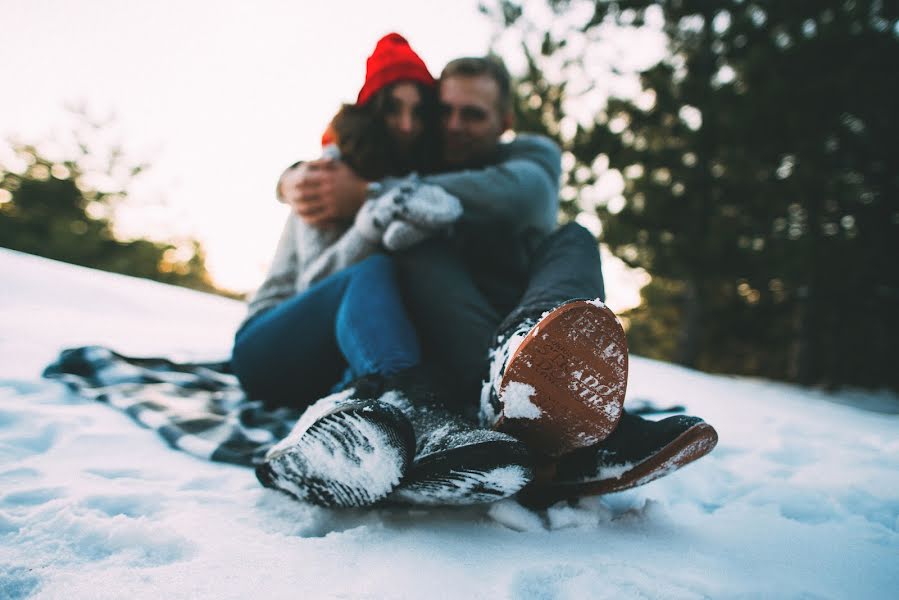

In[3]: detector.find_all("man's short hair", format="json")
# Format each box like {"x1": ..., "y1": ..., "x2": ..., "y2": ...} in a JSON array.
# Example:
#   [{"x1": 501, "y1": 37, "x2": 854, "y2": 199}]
[{"x1": 440, "y1": 56, "x2": 513, "y2": 115}]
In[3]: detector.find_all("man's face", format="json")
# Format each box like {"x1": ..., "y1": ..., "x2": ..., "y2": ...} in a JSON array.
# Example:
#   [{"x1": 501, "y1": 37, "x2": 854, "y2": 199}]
[{"x1": 439, "y1": 74, "x2": 508, "y2": 167}]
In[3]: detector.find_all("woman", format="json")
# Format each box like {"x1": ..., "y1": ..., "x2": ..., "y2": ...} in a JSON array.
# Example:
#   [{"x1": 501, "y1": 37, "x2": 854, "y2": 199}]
[
  {"x1": 231, "y1": 33, "x2": 444, "y2": 409},
  {"x1": 232, "y1": 34, "x2": 534, "y2": 509}
]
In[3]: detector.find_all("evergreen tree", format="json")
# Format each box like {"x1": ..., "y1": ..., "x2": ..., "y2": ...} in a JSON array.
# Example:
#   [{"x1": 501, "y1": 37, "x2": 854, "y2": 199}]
[
  {"x1": 485, "y1": 0, "x2": 898, "y2": 389},
  {"x1": 0, "y1": 141, "x2": 230, "y2": 297}
]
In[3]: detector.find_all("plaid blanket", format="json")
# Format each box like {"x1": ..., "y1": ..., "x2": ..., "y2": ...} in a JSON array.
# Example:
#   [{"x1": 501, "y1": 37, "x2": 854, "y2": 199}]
[{"x1": 42, "y1": 346, "x2": 301, "y2": 467}]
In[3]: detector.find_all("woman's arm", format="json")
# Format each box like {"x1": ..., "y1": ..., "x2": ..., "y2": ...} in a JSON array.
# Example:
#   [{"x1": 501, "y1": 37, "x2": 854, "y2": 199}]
[{"x1": 243, "y1": 216, "x2": 302, "y2": 324}]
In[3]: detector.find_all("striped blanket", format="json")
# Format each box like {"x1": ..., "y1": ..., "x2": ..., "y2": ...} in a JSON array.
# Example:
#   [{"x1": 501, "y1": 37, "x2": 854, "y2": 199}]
[{"x1": 42, "y1": 346, "x2": 300, "y2": 467}]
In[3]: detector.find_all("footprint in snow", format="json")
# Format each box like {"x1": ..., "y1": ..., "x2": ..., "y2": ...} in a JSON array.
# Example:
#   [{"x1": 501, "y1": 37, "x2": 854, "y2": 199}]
[
  {"x1": 0, "y1": 565, "x2": 41, "y2": 600},
  {"x1": 84, "y1": 467, "x2": 145, "y2": 480},
  {"x1": 80, "y1": 493, "x2": 164, "y2": 518},
  {"x1": 1, "y1": 487, "x2": 66, "y2": 508}
]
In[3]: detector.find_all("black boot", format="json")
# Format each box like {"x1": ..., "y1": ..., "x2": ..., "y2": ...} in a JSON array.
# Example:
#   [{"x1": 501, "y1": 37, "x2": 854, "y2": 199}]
[
  {"x1": 256, "y1": 376, "x2": 415, "y2": 508},
  {"x1": 381, "y1": 369, "x2": 535, "y2": 506},
  {"x1": 481, "y1": 299, "x2": 629, "y2": 457},
  {"x1": 518, "y1": 411, "x2": 718, "y2": 507}
]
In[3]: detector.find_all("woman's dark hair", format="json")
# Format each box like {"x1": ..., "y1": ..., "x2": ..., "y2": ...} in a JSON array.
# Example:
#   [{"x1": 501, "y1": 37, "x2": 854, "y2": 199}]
[{"x1": 329, "y1": 81, "x2": 440, "y2": 181}]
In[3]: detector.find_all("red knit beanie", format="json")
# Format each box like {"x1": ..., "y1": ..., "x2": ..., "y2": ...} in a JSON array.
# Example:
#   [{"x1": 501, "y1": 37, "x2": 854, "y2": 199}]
[{"x1": 356, "y1": 33, "x2": 434, "y2": 106}]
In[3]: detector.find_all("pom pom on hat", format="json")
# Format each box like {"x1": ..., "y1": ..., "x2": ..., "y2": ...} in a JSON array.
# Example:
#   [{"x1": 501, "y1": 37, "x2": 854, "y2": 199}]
[{"x1": 357, "y1": 33, "x2": 434, "y2": 106}]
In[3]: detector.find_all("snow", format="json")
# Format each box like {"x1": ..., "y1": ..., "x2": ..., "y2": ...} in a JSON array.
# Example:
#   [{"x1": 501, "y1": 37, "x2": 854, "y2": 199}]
[
  {"x1": 2, "y1": 248, "x2": 899, "y2": 599},
  {"x1": 392, "y1": 466, "x2": 531, "y2": 507},
  {"x1": 267, "y1": 388, "x2": 357, "y2": 456},
  {"x1": 500, "y1": 382, "x2": 541, "y2": 420},
  {"x1": 482, "y1": 324, "x2": 533, "y2": 426},
  {"x1": 265, "y1": 409, "x2": 408, "y2": 506}
]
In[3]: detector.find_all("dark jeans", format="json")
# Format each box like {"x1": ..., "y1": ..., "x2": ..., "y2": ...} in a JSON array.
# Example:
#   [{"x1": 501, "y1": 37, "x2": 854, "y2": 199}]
[
  {"x1": 231, "y1": 254, "x2": 421, "y2": 409},
  {"x1": 395, "y1": 222, "x2": 605, "y2": 408}
]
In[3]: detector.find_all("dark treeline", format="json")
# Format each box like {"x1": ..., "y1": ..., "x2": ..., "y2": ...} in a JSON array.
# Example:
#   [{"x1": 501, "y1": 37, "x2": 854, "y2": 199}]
[
  {"x1": 486, "y1": 0, "x2": 898, "y2": 390},
  {"x1": 0, "y1": 134, "x2": 235, "y2": 298}
]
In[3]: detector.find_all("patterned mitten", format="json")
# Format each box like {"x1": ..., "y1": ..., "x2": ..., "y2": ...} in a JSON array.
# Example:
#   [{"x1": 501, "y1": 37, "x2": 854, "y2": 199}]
[
  {"x1": 374, "y1": 180, "x2": 463, "y2": 251},
  {"x1": 354, "y1": 197, "x2": 401, "y2": 242},
  {"x1": 382, "y1": 220, "x2": 432, "y2": 251},
  {"x1": 393, "y1": 183, "x2": 463, "y2": 229}
]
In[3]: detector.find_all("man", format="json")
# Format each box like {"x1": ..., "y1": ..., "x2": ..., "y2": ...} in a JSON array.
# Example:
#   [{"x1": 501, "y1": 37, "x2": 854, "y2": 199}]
[
  {"x1": 276, "y1": 56, "x2": 717, "y2": 507},
  {"x1": 279, "y1": 58, "x2": 561, "y2": 399}
]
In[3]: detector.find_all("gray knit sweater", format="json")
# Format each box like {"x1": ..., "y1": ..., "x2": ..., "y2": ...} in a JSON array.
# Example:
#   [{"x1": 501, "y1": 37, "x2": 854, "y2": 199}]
[{"x1": 242, "y1": 133, "x2": 561, "y2": 327}]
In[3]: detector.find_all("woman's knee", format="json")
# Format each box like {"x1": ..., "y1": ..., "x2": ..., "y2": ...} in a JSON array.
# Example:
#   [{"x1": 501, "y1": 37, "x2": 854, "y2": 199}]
[{"x1": 354, "y1": 253, "x2": 395, "y2": 276}]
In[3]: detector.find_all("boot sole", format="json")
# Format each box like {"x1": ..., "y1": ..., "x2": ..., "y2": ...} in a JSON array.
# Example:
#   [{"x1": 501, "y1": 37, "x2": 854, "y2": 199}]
[
  {"x1": 390, "y1": 438, "x2": 534, "y2": 506},
  {"x1": 520, "y1": 422, "x2": 718, "y2": 507},
  {"x1": 496, "y1": 301, "x2": 628, "y2": 457},
  {"x1": 257, "y1": 403, "x2": 414, "y2": 508}
]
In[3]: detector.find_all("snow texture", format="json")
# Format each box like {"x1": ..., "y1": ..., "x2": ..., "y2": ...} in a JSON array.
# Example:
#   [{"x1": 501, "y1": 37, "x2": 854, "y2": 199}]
[
  {"x1": 267, "y1": 388, "x2": 357, "y2": 457},
  {"x1": 2, "y1": 249, "x2": 899, "y2": 599},
  {"x1": 265, "y1": 409, "x2": 407, "y2": 507},
  {"x1": 500, "y1": 382, "x2": 541, "y2": 420},
  {"x1": 390, "y1": 466, "x2": 531, "y2": 507},
  {"x1": 481, "y1": 321, "x2": 533, "y2": 426}
]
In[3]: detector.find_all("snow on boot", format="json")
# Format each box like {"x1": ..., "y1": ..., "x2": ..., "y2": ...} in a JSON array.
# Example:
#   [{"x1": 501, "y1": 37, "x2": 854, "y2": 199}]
[
  {"x1": 256, "y1": 378, "x2": 415, "y2": 508},
  {"x1": 381, "y1": 371, "x2": 535, "y2": 506},
  {"x1": 518, "y1": 412, "x2": 719, "y2": 507},
  {"x1": 482, "y1": 299, "x2": 628, "y2": 457}
]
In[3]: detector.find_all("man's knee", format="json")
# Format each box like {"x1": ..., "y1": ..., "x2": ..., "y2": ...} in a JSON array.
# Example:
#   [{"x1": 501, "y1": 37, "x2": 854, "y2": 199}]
[
  {"x1": 532, "y1": 222, "x2": 602, "y2": 274},
  {"x1": 393, "y1": 238, "x2": 457, "y2": 272},
  {"x1": 548, "y1": 222, "x2": 600, "y2": 254},
  {"x1": 393, "y1": 239, "x2": 476, "y2": 300}
]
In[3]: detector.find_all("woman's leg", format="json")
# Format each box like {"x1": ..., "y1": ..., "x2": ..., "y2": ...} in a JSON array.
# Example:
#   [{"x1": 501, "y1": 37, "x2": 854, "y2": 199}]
[
  {"x1": 232, "y1": 254, "x2": 421, "y2": 408},
  {"x1": 335, "y1": 254, "x2": 421, "y2": 379}
]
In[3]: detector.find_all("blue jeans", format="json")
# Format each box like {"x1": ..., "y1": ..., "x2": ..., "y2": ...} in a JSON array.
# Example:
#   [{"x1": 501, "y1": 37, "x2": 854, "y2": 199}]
[{"x1": 231, "y1": 254, "x2": 421, "y2": 409}]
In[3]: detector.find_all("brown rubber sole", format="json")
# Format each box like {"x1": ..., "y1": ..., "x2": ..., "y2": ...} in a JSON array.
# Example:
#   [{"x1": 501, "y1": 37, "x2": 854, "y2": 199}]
[
  {"x1": 520, "y1": 422, "x2": 719, "y2": 507},
  {"x1": 495, "y1": 300, "x2": 629, "y2": 457}
]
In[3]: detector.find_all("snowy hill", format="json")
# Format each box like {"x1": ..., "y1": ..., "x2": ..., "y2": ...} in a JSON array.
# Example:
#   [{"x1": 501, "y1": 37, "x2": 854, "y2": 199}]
[{"x1": 1, "y1": 249, "x2": 897, "y2": 599}]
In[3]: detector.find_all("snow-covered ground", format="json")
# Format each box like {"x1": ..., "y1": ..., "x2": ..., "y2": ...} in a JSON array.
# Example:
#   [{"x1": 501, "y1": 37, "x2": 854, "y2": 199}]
[{"x1": 1, "y1": 248, "x2": 897, "y2": 599}]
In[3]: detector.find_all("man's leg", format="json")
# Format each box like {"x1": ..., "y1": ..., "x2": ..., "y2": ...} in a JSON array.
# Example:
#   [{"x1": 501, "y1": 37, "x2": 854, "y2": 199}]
[
  {"x1": 501, "y1": 221, "x2": 606, "y2": 331},
  {"x1": 487, "y1": 223, "x2": 718, "y2": 497},
  {"x1": 393, "y1": 238, "x2": 503, "y2": 415},
  {"x1": 482, "y1": 222, "x2": 628, "y2": 456}
]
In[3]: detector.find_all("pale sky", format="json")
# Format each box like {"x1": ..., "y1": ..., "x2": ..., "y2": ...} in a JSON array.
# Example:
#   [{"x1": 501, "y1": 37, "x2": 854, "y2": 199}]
[{"x1": 1, "y1": 0, "x2": 654, "y2": 312}]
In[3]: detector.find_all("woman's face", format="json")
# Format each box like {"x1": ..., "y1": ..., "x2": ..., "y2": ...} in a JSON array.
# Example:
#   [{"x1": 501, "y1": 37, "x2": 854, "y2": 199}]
[{"x1": 383, "y1": 82, "x2": 424, "y2": 150}]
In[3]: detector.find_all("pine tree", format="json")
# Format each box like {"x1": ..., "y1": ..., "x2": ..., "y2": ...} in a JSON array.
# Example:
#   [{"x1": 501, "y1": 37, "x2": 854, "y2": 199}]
[
  {"x1": 485, "y1": 0, "x2": 898, "y2": 389},
  {"x1": 0, "y1": 141, "x2": 229, "y2": 297}
]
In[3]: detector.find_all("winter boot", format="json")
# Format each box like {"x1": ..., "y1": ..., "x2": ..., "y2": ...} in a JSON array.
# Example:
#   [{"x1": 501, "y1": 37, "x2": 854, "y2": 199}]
[
  {"x1": 381, "y1": 370, "x2": 535, "y2": 506},
  {"x1": 481, "y1": 299, "x2": 629, "y2": 457},
  {"x1": 518, "y1": 411, "x2": 719, "y2": 507},
  {"x1": 256, "y1": 376, "x2": 415, "y2": 508}
]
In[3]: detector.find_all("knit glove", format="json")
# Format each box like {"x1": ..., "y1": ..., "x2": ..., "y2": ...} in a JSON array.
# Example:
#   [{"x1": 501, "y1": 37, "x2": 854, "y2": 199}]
[
  {"x1": 300, "y1": 179, "x2": 463, "y2": 286},
  {"x1": 374, "y1": 179, "x2": 463, "y2": 251},
  {"x1": 353, "y1": 196, "x2": 399, "y2": 243},
  {"x1": 382, "y1": 220, "x2": 432, "y2": 251},
  {"x1": 391, "y1": 179, "x2": 463, "y2": 228}
]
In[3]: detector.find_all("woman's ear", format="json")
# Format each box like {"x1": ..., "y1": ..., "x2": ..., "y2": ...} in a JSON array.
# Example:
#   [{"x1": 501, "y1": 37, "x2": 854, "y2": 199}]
[{"x1": 502, "y1": 111, "x2": 514, "y2": 133}]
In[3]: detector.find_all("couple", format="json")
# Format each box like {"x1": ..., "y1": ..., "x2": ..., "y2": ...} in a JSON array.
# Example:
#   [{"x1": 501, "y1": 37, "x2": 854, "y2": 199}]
[{"x1": 231, "y1": 33, "x2": 717, "y2": 509}]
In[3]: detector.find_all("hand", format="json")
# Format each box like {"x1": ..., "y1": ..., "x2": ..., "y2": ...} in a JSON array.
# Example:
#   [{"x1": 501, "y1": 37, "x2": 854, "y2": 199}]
[{"x1": 278, "y1": 159, "x2": 368, "y2": 227}]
